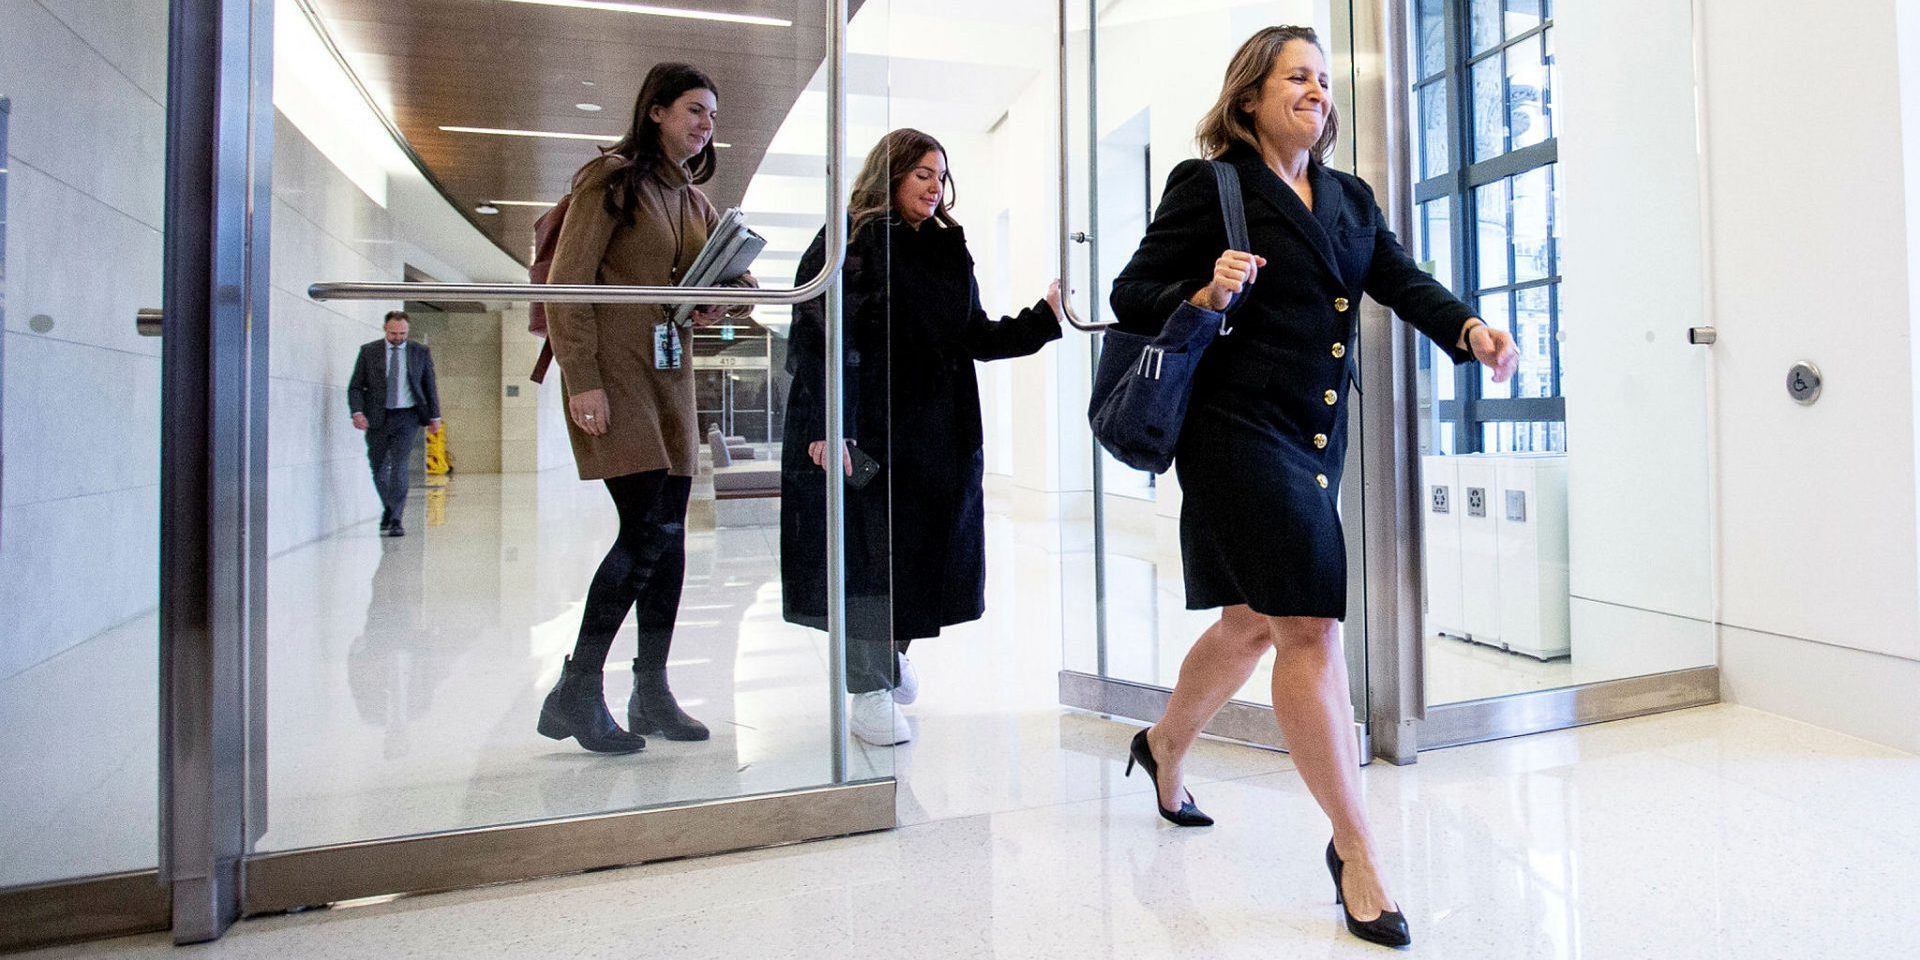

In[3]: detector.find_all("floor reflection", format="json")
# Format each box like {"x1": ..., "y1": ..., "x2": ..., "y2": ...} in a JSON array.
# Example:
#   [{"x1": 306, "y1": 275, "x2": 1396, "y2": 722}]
[{"x1": 258, "y1": 472, "x2": 886, "y2": 850}]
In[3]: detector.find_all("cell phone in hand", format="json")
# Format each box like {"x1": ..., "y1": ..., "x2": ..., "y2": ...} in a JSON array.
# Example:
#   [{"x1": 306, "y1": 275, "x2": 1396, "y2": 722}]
[{"x1": 846, "y1": 445, "x2": 882, "y2": 490}]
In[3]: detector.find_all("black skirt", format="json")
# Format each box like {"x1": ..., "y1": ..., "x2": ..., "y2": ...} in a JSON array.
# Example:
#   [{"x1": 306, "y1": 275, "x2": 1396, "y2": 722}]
[{"x1": 1174, "y1": 335, "x2": 1351, "y2": 620}]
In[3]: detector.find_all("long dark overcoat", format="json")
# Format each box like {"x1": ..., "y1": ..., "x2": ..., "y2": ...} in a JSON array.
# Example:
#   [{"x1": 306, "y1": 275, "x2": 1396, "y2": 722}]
[
  {"x1": 781, "y1": 218, "x2": 1060, "y2": 639},
  {"x1": 1110, "y1": 144, "x2": 1479, "y2": 619}
]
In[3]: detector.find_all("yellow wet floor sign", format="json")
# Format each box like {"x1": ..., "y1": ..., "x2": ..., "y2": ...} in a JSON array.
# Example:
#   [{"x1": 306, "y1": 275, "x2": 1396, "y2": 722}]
[{"x1": 426, "y1": 424, "x2": 451, "y2": 477}]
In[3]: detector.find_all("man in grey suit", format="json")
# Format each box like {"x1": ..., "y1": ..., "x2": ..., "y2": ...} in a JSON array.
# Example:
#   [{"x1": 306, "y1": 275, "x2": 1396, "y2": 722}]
[{"x1": 348, "y1": 311, "x2": 442, "y2": 537}]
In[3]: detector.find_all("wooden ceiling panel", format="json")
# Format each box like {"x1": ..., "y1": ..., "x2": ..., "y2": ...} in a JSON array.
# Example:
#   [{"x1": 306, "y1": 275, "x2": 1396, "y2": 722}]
[{"x1": 305, "y1": 0, "x2": 859, "y2": 265}]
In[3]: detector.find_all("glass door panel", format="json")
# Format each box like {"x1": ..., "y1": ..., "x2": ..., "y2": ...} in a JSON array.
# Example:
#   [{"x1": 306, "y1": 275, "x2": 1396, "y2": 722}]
[
  {"x1": 0, "y1": 0, "x2": 167, "y2": 889},
  {"x1": 1060, "y1": 0, "x2": 1368, "y2": 740},
  {"x1": 1408, "y1": 0, "x2": 1716, "y2": 720},
  {"x1": 256, "y1": 0, "x2": 889, "y2": 855}
]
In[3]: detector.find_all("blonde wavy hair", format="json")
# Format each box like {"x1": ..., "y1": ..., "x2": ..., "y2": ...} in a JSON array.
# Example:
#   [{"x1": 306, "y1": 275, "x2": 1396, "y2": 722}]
[{"x1": 1196, "y1": 26, "x2": 1340, "y2": 163}]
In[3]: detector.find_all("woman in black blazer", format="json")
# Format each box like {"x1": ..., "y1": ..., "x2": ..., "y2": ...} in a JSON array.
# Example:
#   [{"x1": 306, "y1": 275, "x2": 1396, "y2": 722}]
[{"x1": 1109, "y1": 26, "x2": 1517, "y2": 948}]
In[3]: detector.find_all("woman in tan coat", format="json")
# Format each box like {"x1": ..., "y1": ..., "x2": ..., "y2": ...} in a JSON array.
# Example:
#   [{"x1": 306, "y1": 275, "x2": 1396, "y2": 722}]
[{"x1": 536, "y1": 63, "x2": 754, "y2": 754}]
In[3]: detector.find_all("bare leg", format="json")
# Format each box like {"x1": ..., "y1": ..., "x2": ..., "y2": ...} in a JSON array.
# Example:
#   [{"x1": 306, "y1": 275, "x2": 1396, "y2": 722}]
[
  {"x1": 1144, "y1": 605, "x2": 1271, "y2": 812},
  {"x1": 1266, "y1": 615, "x2": 1396, "y2": 921}
]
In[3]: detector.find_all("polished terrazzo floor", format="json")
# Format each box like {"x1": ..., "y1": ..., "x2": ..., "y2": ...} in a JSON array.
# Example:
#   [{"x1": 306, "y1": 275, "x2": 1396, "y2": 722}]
[
  {"x1": 14, "y1": 473, "x2": 1920, "y2": 958},
  {"x1": 26, "y1": 702, "x2": 1920, "y2": 958}
]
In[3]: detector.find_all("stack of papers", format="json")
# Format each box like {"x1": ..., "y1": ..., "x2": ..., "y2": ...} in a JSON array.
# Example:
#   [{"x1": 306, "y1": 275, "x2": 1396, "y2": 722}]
[{"x1": 672, "y1": 207, "x2": 766, "y2": 327}]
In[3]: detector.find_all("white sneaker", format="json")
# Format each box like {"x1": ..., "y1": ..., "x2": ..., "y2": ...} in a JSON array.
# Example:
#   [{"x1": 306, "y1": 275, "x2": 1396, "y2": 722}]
[
  {"x1": 851, "y1": 690, "x2": 911, "y2": 746},
  {"x1": 892, "y1": 652, "x2": 920, "y2": 705}
]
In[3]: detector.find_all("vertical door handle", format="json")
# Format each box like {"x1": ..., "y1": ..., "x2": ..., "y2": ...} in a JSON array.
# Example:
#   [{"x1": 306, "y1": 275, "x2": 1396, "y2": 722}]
[{"x1": 1056, "y1": 0, "x2": 1112, "y2": 332}]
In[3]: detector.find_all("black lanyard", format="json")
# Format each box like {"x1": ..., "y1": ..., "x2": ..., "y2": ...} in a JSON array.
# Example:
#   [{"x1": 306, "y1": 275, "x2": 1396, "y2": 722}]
[{"x1": 651, "y1": 177, "x2": 691, "y2": 281}]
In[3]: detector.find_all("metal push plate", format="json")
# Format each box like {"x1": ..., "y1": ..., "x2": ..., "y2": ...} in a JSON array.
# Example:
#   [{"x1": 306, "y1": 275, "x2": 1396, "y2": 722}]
[{"x1": 1787, "y1": 362, "x2": 1822, "y2": 405}]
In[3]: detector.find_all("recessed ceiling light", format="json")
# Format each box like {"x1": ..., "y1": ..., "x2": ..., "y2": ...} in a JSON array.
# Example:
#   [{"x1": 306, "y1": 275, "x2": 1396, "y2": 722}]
[
  {"x1": 575, "y1": 103, "x2": 603, "y2": 112},
  {"x1": 581, "y1": 80, "x2": 597, "y2": 87},
  {"x1": 500, "y1": 0, "x2": 792, "y2": 27},
  {"x1": 715, "y1": 142, "x2": 733, "y2": 149},
  {"x1": 475, "y1": 204, "x2": 501, "y2": 215},
  {"x1": 440, "y1": 125, "x2": 618, "y2": 142},
  {"x1": 489, "y1": 200, "x2": 560, "y2": 208}
]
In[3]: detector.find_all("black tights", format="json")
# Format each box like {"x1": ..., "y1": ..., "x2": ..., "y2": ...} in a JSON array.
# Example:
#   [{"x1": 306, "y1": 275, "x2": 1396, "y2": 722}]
[{"x1": 568, "y1": 470, "x2": 692, "y2": 673}]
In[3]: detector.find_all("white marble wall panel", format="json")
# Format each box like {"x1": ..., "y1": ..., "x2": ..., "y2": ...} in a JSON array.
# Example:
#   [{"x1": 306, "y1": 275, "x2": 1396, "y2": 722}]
[
  {"x1": 269, "y1": 455, "x2": 377, "y2": 558},
  {"x1": 0, "y1": 482, "x2": 158, "y2": 676},
  {"x1": 1, "y1": 0, "x2": 167, "y2": 678},
  {"x1": 3, "y1": 162, "x2": 162, "y2": 351},
  {"x1": 33, "y1": 0, "x2": 169, "y2": 103},
  {"x1": 2, "y1": 325, "x2": 162, "y2": 509},
  {"x1": 0, "y1": 0, "x2": 165, "y2": 231}
]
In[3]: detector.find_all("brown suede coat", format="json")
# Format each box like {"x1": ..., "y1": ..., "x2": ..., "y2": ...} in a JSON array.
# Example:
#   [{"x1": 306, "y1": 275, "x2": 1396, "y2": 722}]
[{"x1": 545, "y1": 156, "x2": 754, "y2": 480}]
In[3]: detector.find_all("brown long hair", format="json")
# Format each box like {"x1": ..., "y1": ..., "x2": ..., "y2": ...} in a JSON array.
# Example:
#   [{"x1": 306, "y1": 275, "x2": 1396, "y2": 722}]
[
  {"x1": 578, "y1": 63, "x2": 719, "y2": 226},
  {"x1": 849, "y1": 128, "x2": 959, "y2": 235},
  {"x1": 1196, "y1": 26, "x2": 1340, "y2": 164}
]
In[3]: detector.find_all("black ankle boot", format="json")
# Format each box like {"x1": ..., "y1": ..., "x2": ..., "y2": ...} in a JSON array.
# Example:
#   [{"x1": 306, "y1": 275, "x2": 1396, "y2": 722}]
[
  {"x1": 628, "y1": 661, "x2": 710, "y2": 741},
  {"x1": 537, "y1": 657, "x2": 647, "y2": 754}
]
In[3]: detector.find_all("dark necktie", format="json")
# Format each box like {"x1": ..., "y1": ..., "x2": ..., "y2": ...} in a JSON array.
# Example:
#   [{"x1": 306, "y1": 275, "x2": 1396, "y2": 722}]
[{"x1": 387, "y1": 345, "x2": 402, "y2": 408}]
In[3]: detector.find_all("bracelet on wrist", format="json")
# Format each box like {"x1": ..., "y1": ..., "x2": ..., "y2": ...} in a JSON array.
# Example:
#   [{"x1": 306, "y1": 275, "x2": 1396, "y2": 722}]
[{"x1": 1458, "y1": 319, "x2": 1484, "y2": 351}]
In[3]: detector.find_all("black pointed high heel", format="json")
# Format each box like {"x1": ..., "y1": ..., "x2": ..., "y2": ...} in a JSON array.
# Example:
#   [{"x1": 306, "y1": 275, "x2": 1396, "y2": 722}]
[
  {"x1": 1325, "y1": 839, "x2": 1411, "y2": 948},
  {"x1": 1124, "y1": 728, "x2": 1214, "y2": 827}
]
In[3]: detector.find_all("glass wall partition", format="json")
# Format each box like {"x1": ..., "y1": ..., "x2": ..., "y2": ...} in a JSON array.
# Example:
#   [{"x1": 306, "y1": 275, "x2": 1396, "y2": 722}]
[
  {"x1": 244, "y1": 0, "x2": 891, "y2": 917},
  {"x1": 0, "y1": 0, "x2": 172, "y2": 944},
  {"x1": 1406, "y1": 0, "x2": 1718, "y2": 746}
]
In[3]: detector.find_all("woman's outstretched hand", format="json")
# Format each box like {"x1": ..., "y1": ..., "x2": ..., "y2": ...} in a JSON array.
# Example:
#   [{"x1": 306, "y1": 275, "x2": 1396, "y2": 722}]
[
  {"x1": 1045, "y1": 279, "x2": 1064, "y2": 323},
  {"x1": 1468, "y1": 321, "x2": 1520, "y2": 383},
  {"x1": 1189, "y1": 250, "x2": 1267, "y2": 311}
]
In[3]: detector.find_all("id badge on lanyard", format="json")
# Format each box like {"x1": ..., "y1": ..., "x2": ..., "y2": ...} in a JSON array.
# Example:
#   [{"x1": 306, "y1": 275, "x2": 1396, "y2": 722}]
[{"x1": 653, "y1": 321, "x2": 683, "y2": 371}]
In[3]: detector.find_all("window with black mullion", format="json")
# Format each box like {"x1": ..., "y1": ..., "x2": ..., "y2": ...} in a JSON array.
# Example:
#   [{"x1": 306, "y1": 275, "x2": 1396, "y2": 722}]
[{"x1": 1411, "y1": 0, "x2": 1560, "y2": 454}]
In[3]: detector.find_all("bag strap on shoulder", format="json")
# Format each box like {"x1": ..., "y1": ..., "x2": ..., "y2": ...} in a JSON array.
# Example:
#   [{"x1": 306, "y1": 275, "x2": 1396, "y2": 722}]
[
  {"x1": 1209, "y1": 160, "x2": 1249, "y2": 254},
  {"x1": 1208, "y1": 160, "x2": 1252, "y2": 332}
]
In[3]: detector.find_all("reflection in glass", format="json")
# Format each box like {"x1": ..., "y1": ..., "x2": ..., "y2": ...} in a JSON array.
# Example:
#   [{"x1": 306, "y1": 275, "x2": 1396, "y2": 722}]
[
  {"x1": 1512, "y1": 165, "x2": 1552, "y2": 283},
  {"x1": 1504, "y1": 0, "x2": 1544, "y2": 37},
  {"x1": 1514, "y1": 285, "x2": 1553, "y2": 400},
  {"x1": 1420, "y1": 82, "x2": 1450, "y2": 180},
  {"x1": 1418, "y1": 0, "x2": 1448, "y2": 78},
  {"x1": 1476, "y1": 179, "x2": 1510, "y2": 289},
  {"x1": 1507, "y1": 33, "x2": 1551, "y2": 151},
  {"x1": 1470, "y1": 0, "x2": 1503, "y2": 53},
  {"x1": 1472, "y1": 56, "x2": 1506, "y2": 162},
  {"x1": 1421, "y1": 196, "x2": 1455, "y2": 293}
]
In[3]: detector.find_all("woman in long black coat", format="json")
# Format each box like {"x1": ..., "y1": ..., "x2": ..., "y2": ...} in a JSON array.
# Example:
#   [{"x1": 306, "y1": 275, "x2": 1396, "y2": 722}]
[
  {"x1": 1108, "y1": 28, "x2": 1516, "y2": 948},
  {"x1": 781, "y1": 128, "x2": 1061, "y2": 747}
]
